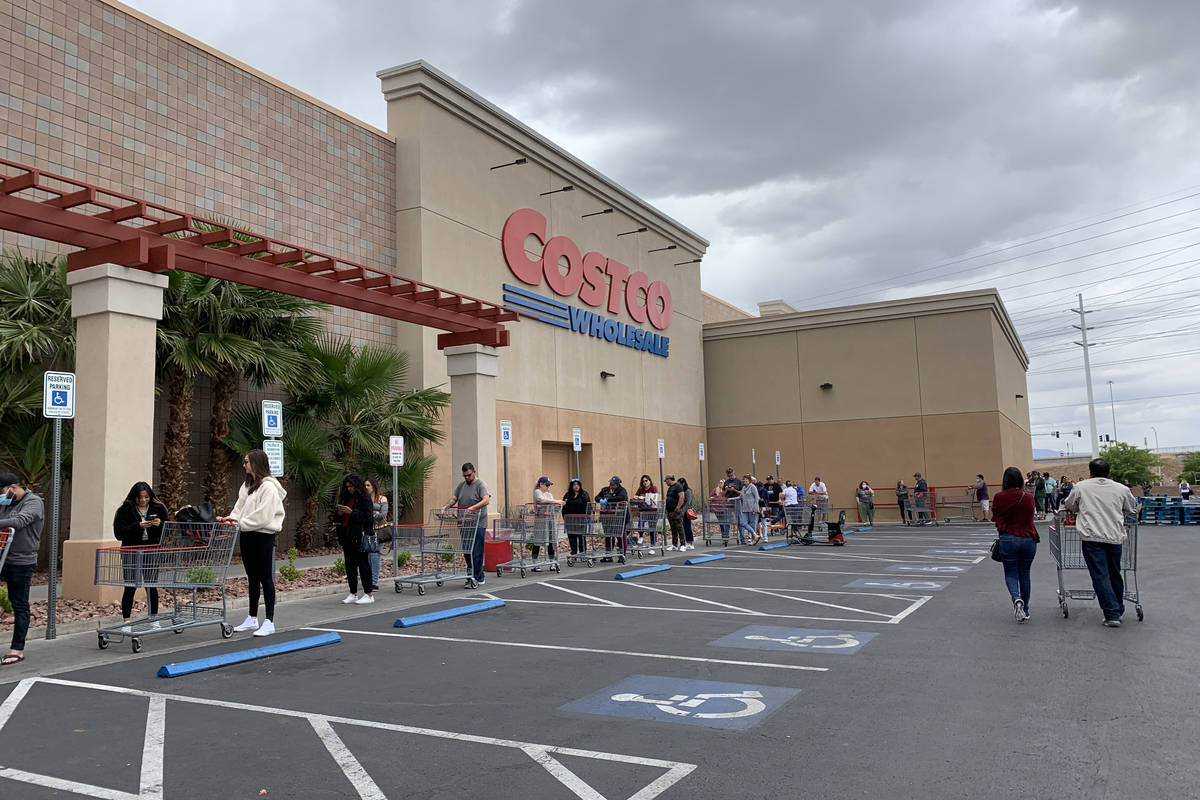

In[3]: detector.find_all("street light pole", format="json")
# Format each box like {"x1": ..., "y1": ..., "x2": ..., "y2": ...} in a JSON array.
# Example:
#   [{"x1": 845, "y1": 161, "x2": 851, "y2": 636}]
[
  {"x1": 1107, "y1": 380, "x2": 1118, "y2": 442},
  {"x1": 1151, "y1": 425, "x2": 1161, "y2": 482},
  {"x1": 1071, "y1": 294, "x2": 1100, "y2": 457}
]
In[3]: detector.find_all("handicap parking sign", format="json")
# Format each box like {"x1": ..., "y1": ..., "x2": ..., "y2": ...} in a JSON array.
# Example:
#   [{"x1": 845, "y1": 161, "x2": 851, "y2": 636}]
[
  {"x1": 711, "y1": 625, "x2": 877, "y2": 655},
  {"x1": 844, "y1": 578, "x2": 951, "y2": 591},
  {"x1": 560, "y1": 675, "x2": 800, "y2": 731},
  {"x1": 887, "y1": 564, "x2": 966, "y2": 574}
]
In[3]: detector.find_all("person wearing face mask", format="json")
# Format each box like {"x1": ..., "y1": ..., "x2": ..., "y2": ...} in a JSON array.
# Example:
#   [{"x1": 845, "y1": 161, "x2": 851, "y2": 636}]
[
  {"x1": 855, "y1": 481, "x2": 875, "y2": 526},
  {"x1": 222, "y1": 450, "x2": 287, "y2": 637},
  {"x1": 0, "y1": 473, "x2": 45, "y2": 666},
  {"x1": 335, "y1": 473, "x2": 376, "y2": 604}
]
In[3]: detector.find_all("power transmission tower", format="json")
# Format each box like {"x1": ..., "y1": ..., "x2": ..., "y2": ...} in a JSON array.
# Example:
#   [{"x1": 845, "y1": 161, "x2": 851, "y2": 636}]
[{"x1": 1070, "y1": 293, "x2": 1100, "y2": 457}]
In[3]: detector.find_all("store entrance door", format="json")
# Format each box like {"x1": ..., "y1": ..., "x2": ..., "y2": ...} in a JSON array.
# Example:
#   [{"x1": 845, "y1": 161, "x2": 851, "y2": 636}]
[{"x1": 541, "y1": 443, "x2": 573, "y2": 499}]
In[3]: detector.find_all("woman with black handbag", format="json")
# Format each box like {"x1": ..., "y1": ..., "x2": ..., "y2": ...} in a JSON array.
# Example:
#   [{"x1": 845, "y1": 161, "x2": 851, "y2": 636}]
[
  {"x1": 991, "y1": 466, "x2": 1039, "y2": 623},
  {"x1": 334, "y1": 474, "x2": 376, "y2": 605}
]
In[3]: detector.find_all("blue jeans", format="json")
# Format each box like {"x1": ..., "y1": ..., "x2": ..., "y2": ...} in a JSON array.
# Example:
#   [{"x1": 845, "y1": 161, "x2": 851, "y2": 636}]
[
  {"x1": 462, "y1": 525, "x2": 486, "y2": 582},
  {"x1": 998, "y1": 533, "x2": 1036, "y2": 609},
  {"x1": 1, "y1": 562, "x2": 34, "y2": 651},
  {"x1": 368, "y1": 551, "x2": 381, "y2": 589},
  {"x1": 1080, "y1": 540, "x2": 1124, "y2": 620},
  {"x1": 739, "y1": 511, "x2": 758, "y2": 542}
]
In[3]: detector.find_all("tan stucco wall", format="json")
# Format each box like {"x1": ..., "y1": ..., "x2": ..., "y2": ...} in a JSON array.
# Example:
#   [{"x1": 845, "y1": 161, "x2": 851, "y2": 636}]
[
  {"x1": 704, "y1": 292, "x2": 1032, "y2": 516},
  {"x1": 379, "y1": 64, "x2": 709, "y2": 515}
]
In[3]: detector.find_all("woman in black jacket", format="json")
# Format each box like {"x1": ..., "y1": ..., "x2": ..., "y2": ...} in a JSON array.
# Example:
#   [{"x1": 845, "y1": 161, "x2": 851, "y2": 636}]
[
  {"x1": 562, "y1": 479, "x2": 592, "y2": 558},
  {"x1": 112, "y1": 481, "x2": 168, "y2": 627},
  {"x1": 335, "y1": 473, "x2": 376, "y2": 604}
]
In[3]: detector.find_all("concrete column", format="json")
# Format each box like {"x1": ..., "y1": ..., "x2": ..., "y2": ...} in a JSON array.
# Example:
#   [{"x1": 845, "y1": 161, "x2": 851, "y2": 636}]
[
  {"x1": 444, "y1": 344, "x2": 500, "y2": 496},
  {"x1": 63, "y1": 264, "x2": 169, "y2": 602}
]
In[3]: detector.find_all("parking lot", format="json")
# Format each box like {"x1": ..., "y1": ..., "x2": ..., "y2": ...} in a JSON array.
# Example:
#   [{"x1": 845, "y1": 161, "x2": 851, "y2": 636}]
[{"x1": 2, "y1": 522, "x2": 1197, "y2": 799}]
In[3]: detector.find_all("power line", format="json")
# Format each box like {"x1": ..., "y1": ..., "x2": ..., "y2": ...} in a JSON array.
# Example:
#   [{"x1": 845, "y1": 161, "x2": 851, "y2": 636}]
[
  {"x1": 1030, "y1": 390, "x2": 1200, "y2": 411},
  {"x1": 1028, "y1": 347, "x2": 1200, "y2": 375}
]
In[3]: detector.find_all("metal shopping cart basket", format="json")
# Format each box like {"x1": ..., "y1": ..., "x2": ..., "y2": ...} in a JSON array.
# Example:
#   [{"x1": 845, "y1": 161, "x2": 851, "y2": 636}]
[
  {"x1": 563, "y1": 503, "x2": 595, "y2": 567},
  {"x1": 936, "y1": 488, "x2": 979, "y2": 524},
  {"x1": 94, "y1": 520, "x2": 239, "y2": 652},
  {"x1": 628, "y1": 500, "x2": 664, "y2": 558},
  {"x1": 703, "y1": 498, "x2": 738, "y2": 547},
  {"x1": 394, "y1": 508, "x2": 485, "y2": 594},
  {"x1": 578, "y1": 501, "x2": 627, "y2": 565},
  {"x1": 1048, "y1": 511, "x2": 1143, "y2": 621},
  {"x1": 789, "y1": 503, "x2": 847, "y2": 546}
]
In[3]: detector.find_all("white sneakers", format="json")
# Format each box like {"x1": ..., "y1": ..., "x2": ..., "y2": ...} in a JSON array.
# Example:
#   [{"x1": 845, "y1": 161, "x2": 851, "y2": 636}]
[
  {"x1": 354, "y1": 594, "x2": 375, "y2": 605},
  {"x1": 233, "y1": 615, "x2": 259, "y2": 632},
  {"x1": 342, "y1": 593, "x2": 358, "y2": 604},
  {"x1": 252, "y1": 620, "x2": 275, "y2": 637},
  {"x1": 666, "y1": 545, "x2": 677, "y2": 551}
]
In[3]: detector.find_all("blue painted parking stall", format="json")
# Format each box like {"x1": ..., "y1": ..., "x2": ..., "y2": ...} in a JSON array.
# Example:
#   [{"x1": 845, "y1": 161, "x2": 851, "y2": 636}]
[
  {"x1": 710, "y1": 625, "x2": 878, "y2": 655},
  {"x1": 560, "y1": 675, "x2": 802, "y2": 731}
]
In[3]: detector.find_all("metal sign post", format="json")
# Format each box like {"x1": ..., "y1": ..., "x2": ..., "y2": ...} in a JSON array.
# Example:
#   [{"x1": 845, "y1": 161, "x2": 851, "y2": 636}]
[
  {"x1": 751, "y1": 448, "x2": 757, "y2": 478},
  {"x1": 572, "y1": 427, "x2": 582, "y2": 480},
  {"x1": 500, "y1": 420, "x2": 513, "y2": 518},
  {"x1": 389, "y1": 435, "x2": 404, "y2": 577},
  {"x1": 657, "y1": 438, "x2": 666, "y2": 501},
  {"x1": 261, "y1": 400, "x2": 284, "y2": 573},
  {"x1": 775, "y1": 450, "x2": 781, "y2": 477},
  {"x1": 698, "y1": 442, "x2": 706, "y2": 532},
  {"x1": 42, "y1": 370, "x2": 75, "y2": 641}
]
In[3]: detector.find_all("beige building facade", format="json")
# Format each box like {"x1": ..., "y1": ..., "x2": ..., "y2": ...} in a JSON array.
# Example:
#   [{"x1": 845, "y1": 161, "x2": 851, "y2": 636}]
[
  {"x1": 703, "y1": 291, "x2": 1032, "y2": 518},
  {"x1": 2, "y1": 0, "x2": 1031, "y2": 564}
]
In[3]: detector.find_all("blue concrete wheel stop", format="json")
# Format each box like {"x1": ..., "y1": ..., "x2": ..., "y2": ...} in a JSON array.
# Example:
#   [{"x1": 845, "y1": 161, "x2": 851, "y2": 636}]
[
  {"x1": 758, "y1": 541, "x2": 790, "y2": 550},
  {"x1": 157, "y1": 632, "x2": 341, "y2": 678},
  {"x1": 684, "y1": 553, "x2": 726, "y2": 565},
  {"x1": 614, "y1": 564, "x2": 671, "y2": 580},
  {"x1": 394, "y1": 598, "x2": 505, "y2": 628}
]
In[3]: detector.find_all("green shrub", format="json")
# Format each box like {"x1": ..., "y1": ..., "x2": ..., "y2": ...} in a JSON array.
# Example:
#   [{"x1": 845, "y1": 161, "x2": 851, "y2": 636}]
[
  {"x1": 187, "y1": 566, "x2": 216, "y2": 586},
  {"x1": 438, "y1": 542, "x2": 455, "y2": 563},
  {"x1": 0, "y1": 586, "x2": 10, "y2": 613},
  {"x1": 278, "y1": 547, "x2": 301, "y2": 581},
  {"x1": 396, "y1": 550, "x2": 412, "y2": 568},
  {"x1": 333, "y1": 556, "x2": 346, "y2": 576}
]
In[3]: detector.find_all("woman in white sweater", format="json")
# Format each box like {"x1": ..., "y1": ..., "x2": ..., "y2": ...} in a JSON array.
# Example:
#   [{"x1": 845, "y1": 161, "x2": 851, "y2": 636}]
[{"x1": 223, "y1": 449, "x2": 286, "y2": 637}]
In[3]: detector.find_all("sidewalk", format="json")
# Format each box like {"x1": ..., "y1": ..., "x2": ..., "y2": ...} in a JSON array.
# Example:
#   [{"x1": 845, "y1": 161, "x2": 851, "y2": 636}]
[{"x1": 27, "y1": 552, "x2": 345, "y2": 603}]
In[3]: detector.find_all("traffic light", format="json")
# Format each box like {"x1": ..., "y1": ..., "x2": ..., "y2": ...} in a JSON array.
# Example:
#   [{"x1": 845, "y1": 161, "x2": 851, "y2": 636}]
[
  {"x1": 1053, "y1": 431, "x2": 1060, "y2": 438},
  {"x1": 1075, "y1": 431, "x2": 1083, "y2": 437},
  {"x1": 1101, "y1": 434, "x2": 1112, "y2": 442}
]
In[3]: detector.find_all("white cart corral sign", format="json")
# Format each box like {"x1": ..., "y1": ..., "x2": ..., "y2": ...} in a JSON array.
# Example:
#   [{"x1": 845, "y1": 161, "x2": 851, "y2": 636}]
[
  {"x1": 263, "y1": 439, "x2": 284, "y2": 477},
  {"x1": 389, "y1": 435, "x2": 405, "y2": 467}
]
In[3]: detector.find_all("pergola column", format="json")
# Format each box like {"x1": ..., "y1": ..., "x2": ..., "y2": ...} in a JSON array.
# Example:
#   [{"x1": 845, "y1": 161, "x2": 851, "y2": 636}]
[
  {"x1": 444, "y1": 344, "x2": 499, "y2": 503},
  {"x1": 63, "y1": 264, "x2": 169, "y2": 602}
]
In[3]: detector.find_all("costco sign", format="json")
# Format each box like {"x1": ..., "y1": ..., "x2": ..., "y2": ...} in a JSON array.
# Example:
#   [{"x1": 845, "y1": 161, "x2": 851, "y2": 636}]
[{"x1": 502, "y1": 208, "x2": 673, "y2": 330}]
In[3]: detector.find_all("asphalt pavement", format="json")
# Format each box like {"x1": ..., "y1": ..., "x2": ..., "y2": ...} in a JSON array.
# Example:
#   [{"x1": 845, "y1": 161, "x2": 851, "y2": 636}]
[{"x1": 1, "y1": 522, "x2": 1196, "y2": 799}]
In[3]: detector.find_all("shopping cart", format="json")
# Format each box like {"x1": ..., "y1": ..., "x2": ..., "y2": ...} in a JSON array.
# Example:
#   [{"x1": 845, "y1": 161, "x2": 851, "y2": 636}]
[
  {"x1": 94, "y1": 521, "x2": 239, "y2": 652},
  {"x1": 563, "y1": 503, "x2": 595, "y2": 567},
  {"x1": 789, "y1": 503, "x2": 847, "y2": 546},
  {"x1": 910, "y1": 491, "x2": 935, "y2": 525},
  {"x1": 936, "y1": 488, "x2": 979, "y2": 524},
  {"x1": 0, "y1": 527, "x2": 14, "y2": 572},
  {"x1": 495, "y1": 505, "x2": 561, "y2": 577},
  {"x1": 578, "y1": 501, "x2": 627, "y2": 565},
  {"x1": 703, "y1": 498, "x2": 738, "y2": 547},
  {"x1": 1048, "y1": 511, "x2": 1143, "y2": 621},
  {"x1": 394, "y1": 508, "x2": 485, "y2": 594},
  {"x1": 627, "y1": 500, "x2": 663, "y2": 558}
]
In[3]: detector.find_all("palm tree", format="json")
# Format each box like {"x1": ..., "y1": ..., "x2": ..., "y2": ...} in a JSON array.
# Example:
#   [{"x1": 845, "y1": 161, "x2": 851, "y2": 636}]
[
  {"x1": 0, "y1": 252, "x2": 74, "y2": 486},
  {"x1": 288, "y1": 335, "x2": 449, "y2": 542},
  {"x1": 200, "y1": 282, "x2": 323, "y2": 515},
  {"x1": 155, "y1": 272, "x2": 263, "y2": 511}
]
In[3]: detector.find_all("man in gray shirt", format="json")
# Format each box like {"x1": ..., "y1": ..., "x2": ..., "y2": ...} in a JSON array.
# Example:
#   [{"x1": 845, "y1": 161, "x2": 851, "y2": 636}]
[
  {"x1": 0, "y1": 472, "x2": 44, "y2": 665},
  {"x1": 1062, "y1": 458, "x2": 1137, "y2": 627},
  {"x1": 443, "y1": 462, "x2": 490, "y2": 588}
]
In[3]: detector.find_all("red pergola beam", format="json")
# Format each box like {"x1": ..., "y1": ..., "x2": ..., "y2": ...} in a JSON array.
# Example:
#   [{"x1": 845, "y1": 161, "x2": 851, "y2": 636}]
[{"x1": 0, "y1": 159, "x2": 515, "y2": 346}]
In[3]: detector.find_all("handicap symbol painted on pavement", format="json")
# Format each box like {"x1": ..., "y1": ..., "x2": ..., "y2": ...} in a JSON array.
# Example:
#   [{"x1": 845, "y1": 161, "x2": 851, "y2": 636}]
[
  {"x1": 610, "y1": 690, "x2": 766, "y2": 719},
  {"x1": 560, "y1": 675, "x2": 801, "y2": 730},
  {"x1": 51, "y1": 390, "x2": 68, "y2": 406},
  {"x1": 886, "y1": 563, "x2": 966, "y2": 574},
  {"x1": 711, "y1": 624, "x2": 877, "y2": 655},
  {"x1": 925, "y1": 549, "x2": 987, "y2": 555},
  {"x1": 844, "y1": 578, "x2": 950, "y2": 591}
]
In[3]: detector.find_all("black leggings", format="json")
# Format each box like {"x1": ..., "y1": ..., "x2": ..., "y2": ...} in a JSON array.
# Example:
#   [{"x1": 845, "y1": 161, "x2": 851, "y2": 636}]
[
  {"x1": 241, "y1": 531, "x2": 277, "y2": 621},
  {"x1": 121, "y1": 586, "x2": 158, "y2": 619},
  {"x1": 342, "y1": 541, "x2": 374, "y2": 594}
]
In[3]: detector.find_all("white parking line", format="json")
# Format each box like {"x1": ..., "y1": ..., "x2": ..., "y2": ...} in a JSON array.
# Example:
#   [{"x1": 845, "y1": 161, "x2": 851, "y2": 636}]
[
  {"x1": 0, "y1": 677, "x2": 698, "y2": 800},
  {"x1": 541, "y1": 581, "x2": 623, "y2": 606},
  {"x1": 311, "y1": 717, "x2": 388, "y2": 800},
  {"x1": 741, "y1": 587, "x2": 896, "y2": 619},
  {"x1": 625, "y1": 583, "x2": 768, "y2": 615},
  {"x1": 305, "y1": 627, "x2": 830, "y2": 672},
  {"x1": 140, "y1": 695, "x2": 166, "y2": 800}
]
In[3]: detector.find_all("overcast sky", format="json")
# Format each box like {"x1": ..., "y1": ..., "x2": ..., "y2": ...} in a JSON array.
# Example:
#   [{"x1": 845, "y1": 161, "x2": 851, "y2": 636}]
[{"x1": 125, "y1": 0, "x2": 1200, "y2": 462}]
